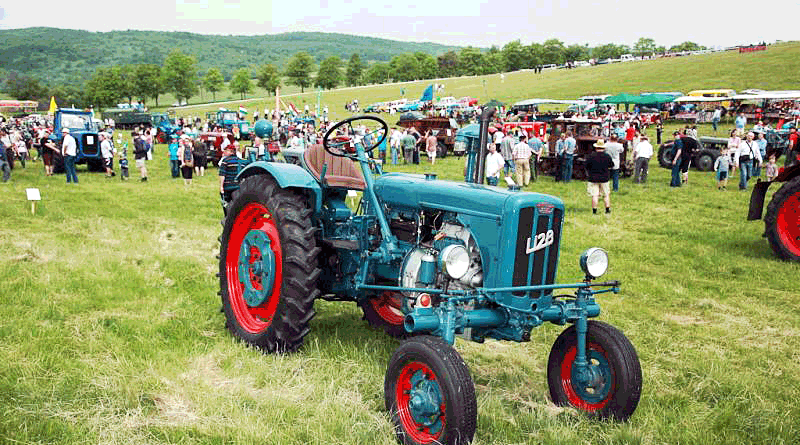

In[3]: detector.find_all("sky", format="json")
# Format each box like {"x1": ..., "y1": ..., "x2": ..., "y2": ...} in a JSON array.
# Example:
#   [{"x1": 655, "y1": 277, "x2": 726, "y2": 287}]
[{"x1": 1, "y1": 0, "x2": 797, "y2": 50}]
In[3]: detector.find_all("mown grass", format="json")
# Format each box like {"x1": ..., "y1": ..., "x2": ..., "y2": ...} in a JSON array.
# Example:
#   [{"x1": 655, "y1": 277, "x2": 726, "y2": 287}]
[{"x1": 1, "y1": 133, "x2": 799, "y2": 444}]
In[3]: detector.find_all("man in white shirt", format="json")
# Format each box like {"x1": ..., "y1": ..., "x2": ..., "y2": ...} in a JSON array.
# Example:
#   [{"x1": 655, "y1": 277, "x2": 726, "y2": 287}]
[
  {"x1": 61, "y1": 127, "x2": 79, "y2": 184},
  {"x1": 604, "y1": 134, "x2": 624, "y2": 191},
  {"x1": 100, "y1": 132, "x2": 115, "y2": 177},
  {"x1": 485, "y1": 143, "x2": 505, "y2": 186},
  {"x1": 390, "y1": 127, "x2": 403, "y2": 165},
  {"x1": 735, "y1": 131, "x2": 762, "y2": 190},
  {"x1": 632, "y1": 135, "x2": 653, "y2": 183}
]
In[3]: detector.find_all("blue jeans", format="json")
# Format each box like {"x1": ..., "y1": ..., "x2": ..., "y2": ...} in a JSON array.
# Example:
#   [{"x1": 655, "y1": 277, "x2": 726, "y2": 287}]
[
  {"x1": 562, "y1": 154, "x2": 573, "y2": 182},
  {"x1": 504, "y1": 159, "x2": 516, "y2": 176},
  {"x1": 611, "y1": 169, "x2": 619, "y2": 191},
  {"x1": 711, "y1": 118, "x2": 719, "y2": 131},
  {"x1": 739, "y1": 160, "x2": 752, "y2": 190},
  {"x1": 391, "y1": 146, "x2": 399, "y2": 165},
  {"x1": 64, "y1": 155, "x2": 78, "y2": 183},
  {"x1": 670, "y1": 163, "x2": 682, "y2": 187},
  {"x1": 0, "y1": 159, "x2": 10, "y2": 182},
  {"x1": 170, "y1": 159, "x2": 180, "y2": 178}
]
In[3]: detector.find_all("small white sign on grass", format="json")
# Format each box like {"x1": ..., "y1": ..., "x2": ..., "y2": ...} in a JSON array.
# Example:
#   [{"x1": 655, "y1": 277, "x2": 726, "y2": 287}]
[{"x1": 26, "y1": 188, "x2": 41, "y2": 215}]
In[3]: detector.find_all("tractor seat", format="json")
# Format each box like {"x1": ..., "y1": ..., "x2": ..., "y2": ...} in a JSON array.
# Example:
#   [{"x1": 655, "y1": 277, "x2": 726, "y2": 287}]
[{"x1": 303, "y1": 143, "x2": 366, "y2": 190}]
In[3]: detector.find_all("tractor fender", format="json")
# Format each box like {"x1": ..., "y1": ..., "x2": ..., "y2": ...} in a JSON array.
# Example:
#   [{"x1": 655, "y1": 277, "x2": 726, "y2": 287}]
[
  {"x1": 238, "y1": 161, "x2": 322, "y2": 214},
  {"x1": 747, "y1": 164, "x2": 800, "y2": 220}
]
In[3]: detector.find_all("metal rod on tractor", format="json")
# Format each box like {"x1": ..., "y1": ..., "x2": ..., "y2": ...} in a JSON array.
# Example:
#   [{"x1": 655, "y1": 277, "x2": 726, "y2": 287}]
[{"x1": 472, "y1": 106, "x2": 496, "y2": 184}]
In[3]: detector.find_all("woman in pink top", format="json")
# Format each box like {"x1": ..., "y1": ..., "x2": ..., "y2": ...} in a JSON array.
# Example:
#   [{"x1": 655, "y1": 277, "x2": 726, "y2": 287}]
[{"x1": 425, "y1": 131, "x2": 438, "y2": 165}]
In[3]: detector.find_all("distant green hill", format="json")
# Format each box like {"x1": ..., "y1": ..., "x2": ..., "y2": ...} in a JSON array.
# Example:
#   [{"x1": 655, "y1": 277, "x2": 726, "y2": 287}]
[{"x1": 0, "y1": 27, "x2": 460, "y2": 86}]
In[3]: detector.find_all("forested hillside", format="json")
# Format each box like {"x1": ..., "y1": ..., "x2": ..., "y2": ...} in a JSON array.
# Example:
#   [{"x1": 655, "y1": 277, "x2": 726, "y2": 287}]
[{"x1": 0, "y1": 27, "x2": 459, "y2": 86}]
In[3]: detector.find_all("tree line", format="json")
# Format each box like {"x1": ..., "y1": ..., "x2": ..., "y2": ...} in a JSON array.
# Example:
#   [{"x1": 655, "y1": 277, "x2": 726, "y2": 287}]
[{"x1": 1, "y1": 37, "x2": 706, "y2": 110}]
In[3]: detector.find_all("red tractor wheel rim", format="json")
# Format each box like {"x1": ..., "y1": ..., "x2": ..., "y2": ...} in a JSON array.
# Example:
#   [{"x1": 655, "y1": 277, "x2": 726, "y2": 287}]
[
  {"x1": 226, "y1": 202, "x2": 283, "y2": 334},
  {"x1": 371, "y1": 291, "x2": 405, "y2": 325},
  {"x1": 395, "y1": 361, "x2": 445, "y2": 443},
  {"x1": 560, "y1": 343, "x2": 614, "y2": 412},
  {"x1": 776, "y1": 189, "x2": 800, "y2": 257}
]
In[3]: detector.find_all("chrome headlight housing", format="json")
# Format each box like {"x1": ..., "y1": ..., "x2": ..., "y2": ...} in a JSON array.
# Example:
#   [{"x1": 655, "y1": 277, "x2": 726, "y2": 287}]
[
  {"x1": 439, "y1": 245, "x2": 470, "y2": 280},
  {"x1": 580, "y1": 247, "x2": 609, "y2": 279}
]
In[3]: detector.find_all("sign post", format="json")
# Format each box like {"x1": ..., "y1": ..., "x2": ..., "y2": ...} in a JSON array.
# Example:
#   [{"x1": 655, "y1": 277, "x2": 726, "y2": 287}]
[{"x1": 26, "y1": 188, "x2": 41, "y2": 215}]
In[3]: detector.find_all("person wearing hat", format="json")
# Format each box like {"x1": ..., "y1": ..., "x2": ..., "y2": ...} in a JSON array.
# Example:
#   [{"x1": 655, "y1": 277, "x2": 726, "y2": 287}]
[
  {"x1": 61, "y1": 127, "x2": 78, "y2": 184},
  {"x1": 585, "y1": 139, "x2": 613, "y2": 214},
  {"x1": 167, "y1": 135, "x2": 180, "y2": 178},
  {"x1": 100, "y1": 132, "x2": 115, "y2": 178}
]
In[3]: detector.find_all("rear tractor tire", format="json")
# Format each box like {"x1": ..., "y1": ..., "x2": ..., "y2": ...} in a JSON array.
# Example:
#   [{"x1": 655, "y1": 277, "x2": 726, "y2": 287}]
[
  {"x1": 764, "y1": 177, "x2": 800, "y2": 261},
  {"x1": 694, "y1": 151, "x2": 715, "y2": 172},
  {"x1": 219, "y1": 174, "x2": 321, "y2": 353}
]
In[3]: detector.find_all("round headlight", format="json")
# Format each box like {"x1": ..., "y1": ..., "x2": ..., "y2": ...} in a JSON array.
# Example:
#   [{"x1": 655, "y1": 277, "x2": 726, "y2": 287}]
[
  {"x1": 439, "y1": 245, "x2": 470, "y2": 280},
  {"x1": 580, "y1": 248, "x2": 609, "y2": 279}
]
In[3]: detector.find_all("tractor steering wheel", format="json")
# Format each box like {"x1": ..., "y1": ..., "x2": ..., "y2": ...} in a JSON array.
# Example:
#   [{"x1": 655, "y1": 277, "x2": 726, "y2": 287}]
[{"x1": 323, "y1": 115, "x2": 388, "y2": 157}]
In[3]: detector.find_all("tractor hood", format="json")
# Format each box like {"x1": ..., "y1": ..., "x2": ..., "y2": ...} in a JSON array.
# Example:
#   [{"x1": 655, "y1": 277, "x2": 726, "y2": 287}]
[{"x1": 374, "y1": 173, "x2": 563, "y2": 218}]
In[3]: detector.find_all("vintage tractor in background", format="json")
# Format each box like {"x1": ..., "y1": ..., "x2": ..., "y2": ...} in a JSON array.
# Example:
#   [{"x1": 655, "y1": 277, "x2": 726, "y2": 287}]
[
  {"x1": 218, "y1": 111, "x2": 641, "y2": 445},
  {"x1": 207, "y1": 109, "x2": 251, "y2": 139},
  {"x1": 748, "y1": 162, "x2": 800, "y2": 261},
  {"x1": 152, "y1": 112, "x2": 182, "y2": 143},
  {"x1": 49, "y1": 108, "x2": 104, "y2": 172}
]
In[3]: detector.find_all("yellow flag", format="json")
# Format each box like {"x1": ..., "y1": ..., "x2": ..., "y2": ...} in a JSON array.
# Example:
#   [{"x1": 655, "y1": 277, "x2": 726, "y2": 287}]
[{"x1": 48, "y1": 96, "x2": 58, "y2": 114}]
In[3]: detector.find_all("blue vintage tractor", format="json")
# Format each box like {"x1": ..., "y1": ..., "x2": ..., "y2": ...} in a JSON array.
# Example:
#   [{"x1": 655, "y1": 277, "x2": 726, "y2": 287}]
[
  {"x1": 218, "y1": 112, "x2": 641, "y2": 444},
  {"x1": 49, "y1": 108, "x2": 104, "y2": 171},
  {"x1": 152, "y1": 112, "x2": 181, "y2": 143}
]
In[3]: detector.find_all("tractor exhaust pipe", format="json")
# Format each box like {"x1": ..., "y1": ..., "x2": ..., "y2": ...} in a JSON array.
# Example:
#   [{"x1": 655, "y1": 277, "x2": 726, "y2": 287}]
[{"x1": 475, "y1": 106, "x2": 497, "y2": 184}]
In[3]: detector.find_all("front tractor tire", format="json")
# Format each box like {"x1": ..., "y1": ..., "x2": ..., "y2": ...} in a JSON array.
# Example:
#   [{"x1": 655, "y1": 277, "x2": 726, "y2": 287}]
[
  {"x1": 385, "y1": 336, "x2": 477, "y2": 445},
  {"x1": 219, "y1": 174, "x2": 321, "y2": 353},
  {"x1": 764, "y1": 176, "x2": 800, "y2": 261},
  {"x1": 547, "y1": 321, "x2": 642, "y2": 421}
]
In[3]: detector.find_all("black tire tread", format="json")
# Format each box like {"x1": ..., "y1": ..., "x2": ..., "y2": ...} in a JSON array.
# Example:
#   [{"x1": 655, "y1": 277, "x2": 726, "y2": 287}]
[
  {"x1": 219, "y1": 174, "x2": 320, "y2": 353},
  {"x1": 385, "y1": 335, "x2": 476, "y2": 445},
  {"x1": 547, "y1": 321, "x2": 642, "y2": 421},
  {"x1": 764, "y1": 176, "x2": 800, "y2": 261}
]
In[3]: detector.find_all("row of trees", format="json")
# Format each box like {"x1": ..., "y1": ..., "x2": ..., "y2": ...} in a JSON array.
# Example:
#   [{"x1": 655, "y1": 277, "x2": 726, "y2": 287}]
[
  {"x1": 3, "y1": 37, "x2": 706, "y2": 110},
  {"x1": 281, "y1": 38, "x2": 706, "y2": 90}
]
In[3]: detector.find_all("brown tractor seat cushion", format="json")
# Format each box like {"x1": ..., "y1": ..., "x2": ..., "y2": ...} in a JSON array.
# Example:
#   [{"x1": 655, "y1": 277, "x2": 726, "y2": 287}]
[{"x1": 303, "y1": 143, "x2": 366, "y2": 190}]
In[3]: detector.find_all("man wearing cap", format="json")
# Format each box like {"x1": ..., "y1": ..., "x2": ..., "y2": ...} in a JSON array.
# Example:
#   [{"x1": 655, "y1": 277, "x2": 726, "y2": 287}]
[
  {"x1": 61, "y1": 127, "x2": 78, "y2": 184},
  {"x1": 100, "y1": 132, "x2": 115, "y2": 178},
  {"x1": 132, "y1": 130, "x2": 149, "y2": 181},
  {"x1": 585, "y1": 139, "x2": 613, "y2": 214}
]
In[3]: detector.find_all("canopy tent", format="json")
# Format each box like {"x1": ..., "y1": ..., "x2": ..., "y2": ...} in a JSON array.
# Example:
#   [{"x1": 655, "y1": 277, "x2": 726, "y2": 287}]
[
  {"x1": 672, "y1": 95, "x2": 733, "y2": 103},
  {"x1": 512, "y1": 98, "x2": 585, "y2": 107},
  {"x1": 599, "y1": 93, "x2": 678, "y2": 105},
  {"x1": 484, "y1": 99, "x2": 505, "y2": 109}
]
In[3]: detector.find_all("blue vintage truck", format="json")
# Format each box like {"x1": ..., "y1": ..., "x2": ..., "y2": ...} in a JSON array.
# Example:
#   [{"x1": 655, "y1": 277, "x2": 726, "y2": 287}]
[{"x1": 49, "y1": 108, "x2": 104, "y2": 172}]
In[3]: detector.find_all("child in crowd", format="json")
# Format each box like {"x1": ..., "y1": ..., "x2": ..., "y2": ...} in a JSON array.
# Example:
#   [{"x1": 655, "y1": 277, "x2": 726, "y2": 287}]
[
  {"x1": 765, "y1": 155, "x2": 779, "y2": 181},
  {"x1": 714, "y1": 147, "x2": 730, "y2": 190},
  {"x1": 118, "y1": 140, "x2": 129, "y2": 180}
]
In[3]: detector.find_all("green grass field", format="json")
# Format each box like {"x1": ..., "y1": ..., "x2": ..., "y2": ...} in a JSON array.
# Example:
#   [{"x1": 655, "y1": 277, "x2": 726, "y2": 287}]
[{"x1": 2, "y1": 43, "x2": 800, "y2": 444}]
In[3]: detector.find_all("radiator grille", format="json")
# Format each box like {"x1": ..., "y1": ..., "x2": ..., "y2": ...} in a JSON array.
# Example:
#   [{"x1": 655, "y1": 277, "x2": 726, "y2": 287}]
[{"x1": 512, "y1": 206, "x2": 562, "y2": 297}]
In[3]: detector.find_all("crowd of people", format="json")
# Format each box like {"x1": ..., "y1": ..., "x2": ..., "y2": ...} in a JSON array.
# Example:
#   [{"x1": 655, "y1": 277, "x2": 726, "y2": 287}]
[{"x1": 2, "y1": 97, "x2": 799, "y2": 219}]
